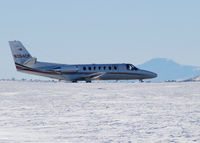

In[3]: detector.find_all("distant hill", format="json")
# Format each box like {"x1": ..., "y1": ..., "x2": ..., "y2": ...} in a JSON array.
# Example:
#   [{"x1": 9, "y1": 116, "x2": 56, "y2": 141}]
[
  {"x1": 138, "y1": 58, "x2": 200, "y2": 81},
  {"x1": 183, "y1": 75, "x2": 200, "y2": 82}
]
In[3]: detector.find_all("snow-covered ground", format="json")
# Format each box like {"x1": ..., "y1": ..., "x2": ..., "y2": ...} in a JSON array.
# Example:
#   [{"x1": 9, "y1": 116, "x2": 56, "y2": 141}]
[{"x1": 0, "y1": 81, "x2": 200, "y2": 143}]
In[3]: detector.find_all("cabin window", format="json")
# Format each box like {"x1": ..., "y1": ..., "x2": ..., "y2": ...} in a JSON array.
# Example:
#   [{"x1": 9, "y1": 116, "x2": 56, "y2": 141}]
[
  {"x1": 83, "y1": 67, "x2": 86, "y2": 71},
  {"x1": 127, "y1": 64, "x2": 131, "y2": 70},
  {"x1": 88, "y1": 67, "x2": 91, "y2": 70},
  {"x1": 93, "y1": 67, "x2": 96, "y2": 70},
  {"x1": 109, "y1": 66, "x2": 112, "y2": 70},
  {"x1": 104, "y1": 66, "x2": 106, "y2": 70},
  {"x1": 99, "y1": 66, "x2": 101, "y2": 70},
  {"x1": 133, "y1": 66, "x2": 138, "y2": 70},
  {"x1": 114, "y1": 66, "x2": 117, "y2": 70}
]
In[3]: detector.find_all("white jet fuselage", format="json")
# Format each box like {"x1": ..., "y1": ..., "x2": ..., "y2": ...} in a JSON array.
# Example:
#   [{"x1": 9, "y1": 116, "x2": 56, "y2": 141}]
[{"x1": 10, "y1": 41, "x2": 157, "y2": 82}]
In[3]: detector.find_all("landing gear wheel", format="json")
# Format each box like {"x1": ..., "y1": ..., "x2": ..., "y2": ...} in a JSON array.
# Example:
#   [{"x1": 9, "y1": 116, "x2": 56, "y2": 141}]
[{"x1": 139, "y1": 79, "x2": 144, "y2": 82}]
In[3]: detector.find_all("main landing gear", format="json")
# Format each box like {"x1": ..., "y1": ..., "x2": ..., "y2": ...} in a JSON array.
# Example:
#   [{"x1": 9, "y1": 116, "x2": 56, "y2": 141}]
[
  {"x1": 72, "y1": 80, "x2": 77, "y2": 83},
  {"x1": 71, "y1": 80, "x2": 91, "y2": 83},
  {"x1": 139, "y1": 79, "x2": 144, "y2": 82}
]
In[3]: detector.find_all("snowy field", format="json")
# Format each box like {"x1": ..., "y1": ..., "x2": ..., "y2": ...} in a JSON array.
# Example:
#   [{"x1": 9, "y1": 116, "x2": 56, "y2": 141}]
[{"x1": 0, "y1": 81, "x2": 200, "y2": 143}]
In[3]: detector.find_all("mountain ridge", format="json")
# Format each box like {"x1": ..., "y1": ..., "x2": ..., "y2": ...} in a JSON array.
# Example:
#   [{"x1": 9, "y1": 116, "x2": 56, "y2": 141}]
[
  {"x1": 138, "y1": 58, "x2": 200, "y2": 81},
  {"x1": 183, "y1": 75, "x2": 200, "y2": 82}
]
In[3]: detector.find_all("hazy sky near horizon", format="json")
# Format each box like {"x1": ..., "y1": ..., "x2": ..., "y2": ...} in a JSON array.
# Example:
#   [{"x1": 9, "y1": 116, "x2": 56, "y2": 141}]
[{"x1": 1, "y1": 0, "x2": 200, "y2": 79}]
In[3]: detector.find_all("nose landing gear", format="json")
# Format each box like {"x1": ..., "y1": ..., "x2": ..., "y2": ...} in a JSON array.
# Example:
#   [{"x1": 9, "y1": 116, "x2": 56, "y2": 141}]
[{"x1": 86, "y1": 80, "x2": 92, "y2": 83}]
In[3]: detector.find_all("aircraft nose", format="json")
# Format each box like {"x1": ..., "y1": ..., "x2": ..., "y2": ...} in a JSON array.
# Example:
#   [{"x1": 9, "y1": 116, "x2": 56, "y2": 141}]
[
  {"x1": 150, "y1": 72, "x2": 157, "y2": 78},
  {"x1": 142, "y1": 70, "x2": 157, "y2": 79}
]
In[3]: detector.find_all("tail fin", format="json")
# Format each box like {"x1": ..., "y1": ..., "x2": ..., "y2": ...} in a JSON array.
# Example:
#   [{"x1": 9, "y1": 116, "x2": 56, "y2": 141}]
[{"x1": 9, "y1": 41, "x2": 36, "y2": 66}]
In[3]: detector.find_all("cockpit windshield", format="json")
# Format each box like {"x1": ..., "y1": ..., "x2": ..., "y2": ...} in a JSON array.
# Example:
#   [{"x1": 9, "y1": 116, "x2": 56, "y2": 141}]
[{"x1": 126, "y1": 64, "x2": 138, "y2": 71}]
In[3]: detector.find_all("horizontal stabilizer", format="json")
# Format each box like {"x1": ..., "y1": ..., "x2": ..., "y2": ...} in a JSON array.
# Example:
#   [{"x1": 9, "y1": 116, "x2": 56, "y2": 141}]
[{"x1": 23, "y1": 57, "x2": 37, "y2": 66}]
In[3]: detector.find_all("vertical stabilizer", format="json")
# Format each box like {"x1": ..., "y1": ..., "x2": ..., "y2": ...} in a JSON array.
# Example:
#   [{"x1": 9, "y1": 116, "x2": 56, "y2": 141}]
[{"x1": 9, "y1": 41, "x2": 33, "y2": 65}]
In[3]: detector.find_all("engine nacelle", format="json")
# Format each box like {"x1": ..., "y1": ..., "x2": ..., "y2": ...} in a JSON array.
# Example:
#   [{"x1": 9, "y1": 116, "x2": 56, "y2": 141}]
[{"x1": 53, "y1": 66, "x2": 79, "y2": 73}]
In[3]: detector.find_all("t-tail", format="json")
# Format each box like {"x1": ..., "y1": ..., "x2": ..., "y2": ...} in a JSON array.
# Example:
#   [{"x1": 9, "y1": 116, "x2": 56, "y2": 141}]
[{"x1": 9, "y1": 41, "x2": 37, "y2": 70}]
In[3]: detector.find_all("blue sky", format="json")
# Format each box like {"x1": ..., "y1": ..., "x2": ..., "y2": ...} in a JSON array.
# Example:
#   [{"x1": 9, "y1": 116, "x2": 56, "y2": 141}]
[{"x1": 1, "y1": 0, "x2": 200, "y2": 79}]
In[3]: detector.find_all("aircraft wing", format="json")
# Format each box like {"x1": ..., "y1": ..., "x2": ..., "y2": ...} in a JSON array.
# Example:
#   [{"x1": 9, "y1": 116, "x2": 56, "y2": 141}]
[
  {"x1": 74, "y1": 72, "x2": 106, "y2": 81},
  {"x1": 85, "y1": 72, "x2": 106, "y2": 80}
]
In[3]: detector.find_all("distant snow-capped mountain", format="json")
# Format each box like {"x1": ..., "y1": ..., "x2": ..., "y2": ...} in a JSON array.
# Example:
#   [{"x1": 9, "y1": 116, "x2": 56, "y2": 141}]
[
  {"x1": 183, "y1": 75, "x2": 200, "y2": 82},
  {"x1": 138, "y1": 58, "x2": 200, "y2": 81}
]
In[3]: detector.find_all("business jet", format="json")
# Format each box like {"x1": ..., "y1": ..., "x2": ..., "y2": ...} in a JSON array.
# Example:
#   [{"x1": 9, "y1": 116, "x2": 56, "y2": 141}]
[{"x1": 9, "y1": 41, "x2": 157, "y2": 82}]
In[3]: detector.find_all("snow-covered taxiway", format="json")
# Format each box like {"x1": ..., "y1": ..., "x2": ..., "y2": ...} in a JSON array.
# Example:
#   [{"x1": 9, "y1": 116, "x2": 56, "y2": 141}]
[{"x1": 0, "y1": 81, "x2": 200, "y2": 143}]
